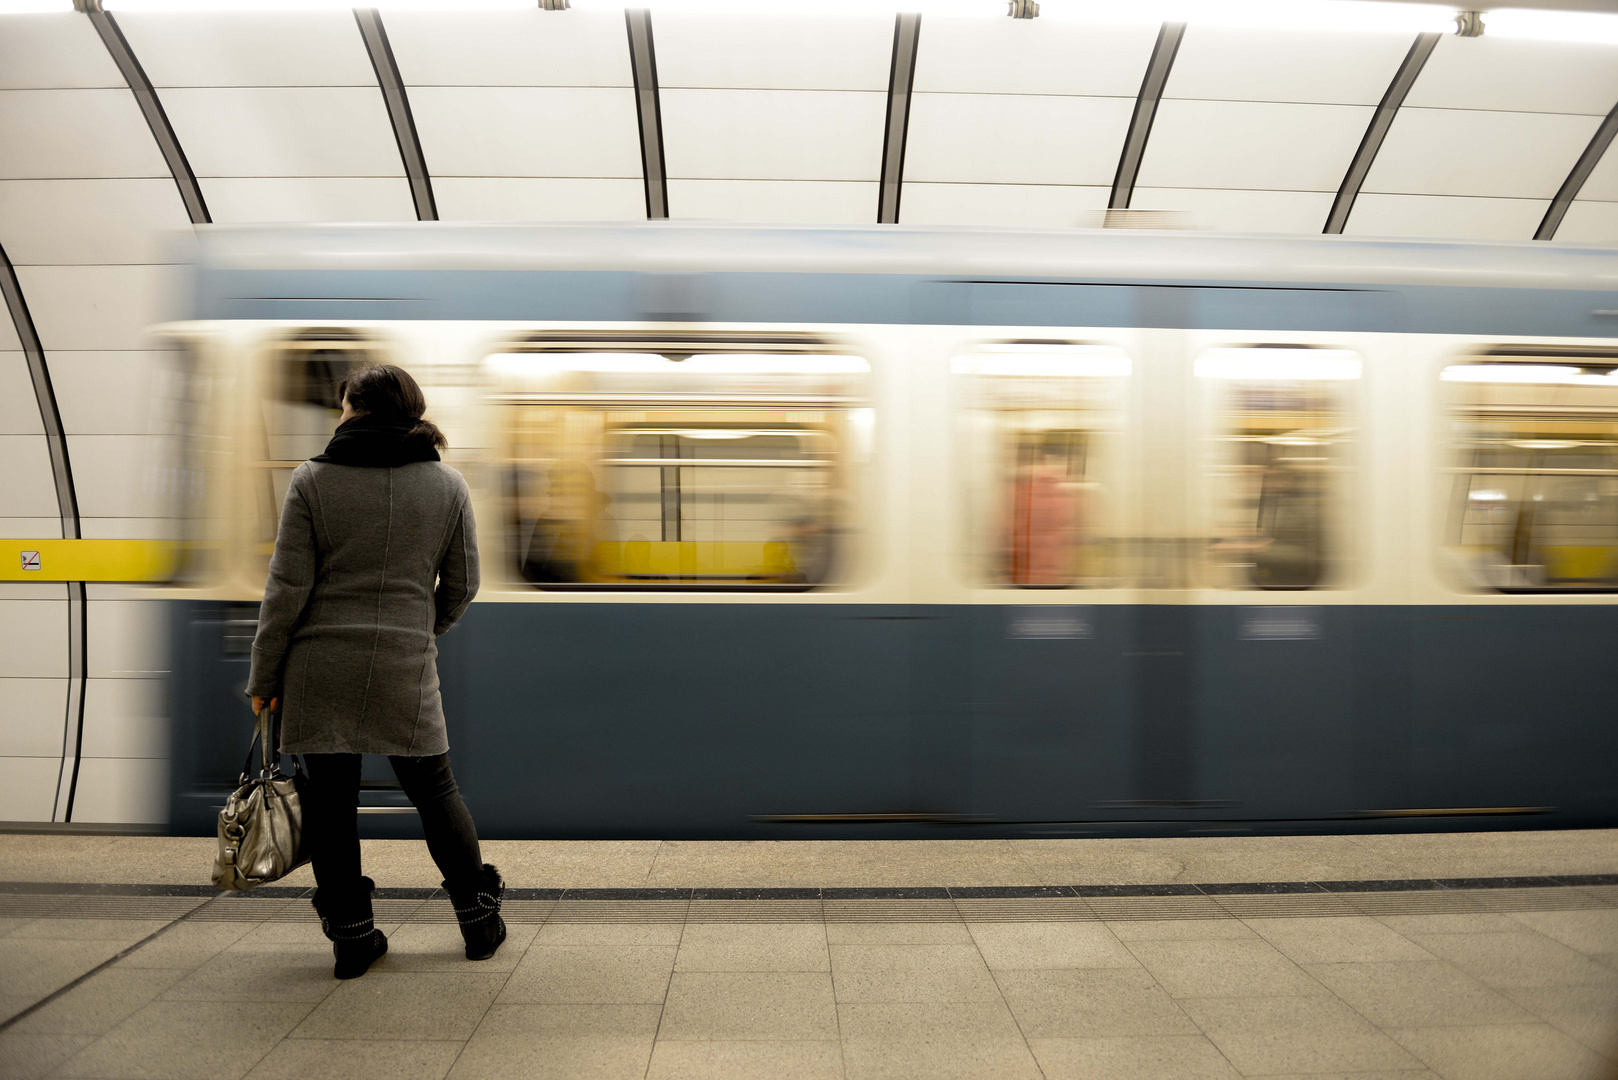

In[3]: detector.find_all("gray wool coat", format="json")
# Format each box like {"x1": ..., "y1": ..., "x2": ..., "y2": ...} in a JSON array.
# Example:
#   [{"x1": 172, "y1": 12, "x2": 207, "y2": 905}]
[{"x1": 246, "y1": 460, "x2": 479, "y2": 756}]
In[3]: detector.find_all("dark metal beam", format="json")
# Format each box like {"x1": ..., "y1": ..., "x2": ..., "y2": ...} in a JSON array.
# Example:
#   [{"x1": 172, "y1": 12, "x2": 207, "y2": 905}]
[
  {"x1": 1536, "y1": 99, "x2": 1618, "y2": 240},
  {"x1": 1109, "y1": 22, "x2": 1184, "y2": 212},
  {"x1": 355, "y1": 9, "x2": 437, "y2": 221},
  {"x1": 81, "y1": 5, "x2": 209, "y2": 225},
  {"x1": 1324, "y1": 32, "x2": 1440, "y2": 235},
  {"x1": 878, "y1": 13, "x2": 922, "y2": 224},
  {"x1": 0, "y1": 241, "x2": 87, "y2": 823},
  {"x1": 626, "y1": 10, "x2": 668, "y2": 220}
]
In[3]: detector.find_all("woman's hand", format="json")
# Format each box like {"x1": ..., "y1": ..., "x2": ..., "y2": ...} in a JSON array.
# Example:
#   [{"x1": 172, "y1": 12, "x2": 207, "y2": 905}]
[{"x1": 251, "y1": 695, "x2": 281, "y2": 717}]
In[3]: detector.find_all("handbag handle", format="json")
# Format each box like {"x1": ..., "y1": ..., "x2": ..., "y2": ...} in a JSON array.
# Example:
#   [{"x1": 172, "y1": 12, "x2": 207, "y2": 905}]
[{"x1": 242, "y1": 702, "x2": 285, "y2": 781}]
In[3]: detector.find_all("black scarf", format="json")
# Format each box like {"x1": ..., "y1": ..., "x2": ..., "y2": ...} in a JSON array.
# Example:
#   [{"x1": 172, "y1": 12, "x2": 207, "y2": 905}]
[{"x1": 312, "y1": 415, "x2": 441, "y2": 467}]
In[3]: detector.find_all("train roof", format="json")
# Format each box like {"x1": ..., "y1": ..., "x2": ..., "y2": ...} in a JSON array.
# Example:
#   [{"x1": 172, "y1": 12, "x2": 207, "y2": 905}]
[{"x1": 188, "y1": 221, "x2": 1618, "y2": 294}]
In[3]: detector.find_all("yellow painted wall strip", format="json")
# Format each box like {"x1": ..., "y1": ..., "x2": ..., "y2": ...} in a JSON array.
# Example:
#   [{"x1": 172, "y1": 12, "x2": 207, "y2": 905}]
[{"x1": 0, "y1": 540, "x2": 177, "y2": 582}]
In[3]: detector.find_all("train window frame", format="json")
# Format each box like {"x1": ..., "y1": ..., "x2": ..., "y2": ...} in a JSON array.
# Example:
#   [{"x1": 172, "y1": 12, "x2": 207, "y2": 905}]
[
  {"x1": 953, "y1": 339, "x2": 1132, "y2": 591},
  {"x1": 491, "y1": 332, "x2": 872, "y2": 593},
  {"x1": 1195, "y1": 344, "x2": 1361, "y2": 592},
  {"x1": 251, "y1": 328, "x2": 385, "y2": 576},
  {"x1": 1441, "y1": 345, "x2": 1618, "y2": 594}
]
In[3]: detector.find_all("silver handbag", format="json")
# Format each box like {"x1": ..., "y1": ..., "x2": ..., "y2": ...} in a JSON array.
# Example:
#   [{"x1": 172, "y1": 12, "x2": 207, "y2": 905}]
[{"x1": 212, "y1": 705, "x2": 309, "y2": 891}]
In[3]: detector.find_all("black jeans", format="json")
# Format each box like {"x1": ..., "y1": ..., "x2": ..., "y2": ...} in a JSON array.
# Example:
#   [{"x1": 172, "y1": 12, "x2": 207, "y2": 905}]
[{"x1": 301, "y1": 753, "x2": 482, "y2": 895}]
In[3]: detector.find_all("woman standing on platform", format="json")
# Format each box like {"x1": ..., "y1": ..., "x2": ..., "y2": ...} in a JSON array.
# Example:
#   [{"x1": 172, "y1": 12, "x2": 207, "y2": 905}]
[{"x1": 247, "y1": 364, "x2": 505, "y2": 979}]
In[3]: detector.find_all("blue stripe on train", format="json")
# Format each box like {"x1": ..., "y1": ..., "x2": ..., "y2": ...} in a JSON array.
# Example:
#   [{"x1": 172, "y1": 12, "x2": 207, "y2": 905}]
[
  {"x1": 168, "y1": 600, "x2": 1618, "y2": 838},
  {"x1": 192, "y1": 269, "x2": 1618, "y2": 339}
]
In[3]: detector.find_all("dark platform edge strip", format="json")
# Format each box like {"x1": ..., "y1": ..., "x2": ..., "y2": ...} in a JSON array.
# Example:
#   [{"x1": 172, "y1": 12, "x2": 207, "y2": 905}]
[{"x1": 4, "y1": 874, "x2": 1615, "y2": 900}]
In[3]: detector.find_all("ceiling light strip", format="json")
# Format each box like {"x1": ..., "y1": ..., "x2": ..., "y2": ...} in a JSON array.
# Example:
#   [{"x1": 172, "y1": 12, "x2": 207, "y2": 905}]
[
  {"x1": 626, "y1": 9, "x2": 668, "y2": 220},
  {"x1": 877, "y1": 13, "x2": 922, "y2": 225},
  {"x1": 0, "y1": 239, "x2": 87, "y2": 825},
  {"x1": 355, "y1": 8, "x2": 437, "y2": 221},
  {"x1": 80, "y1": 3, "x2": 209, "y2": 225},
  {"x1": 1535, "y1": 99, "x2": 1618, "y2": 242},
  {"x1": 1108, "y1": 21, "x2": 1185, "y2": 212},
  {"x1": 1323, "y1": 31, "x2": 1439, "y2": 235}
]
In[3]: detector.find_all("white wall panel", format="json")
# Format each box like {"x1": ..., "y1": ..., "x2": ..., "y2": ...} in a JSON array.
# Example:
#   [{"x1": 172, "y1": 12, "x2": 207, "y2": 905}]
[
  {"x1": 661, "y1": 89, "x2": 886, "y2": 182},
  {"x1": 79, "y1": 520, "x2": 176, "y2": 543},
  {"x1": 0, "y1": 180, "x2": 188, "y2": 266},
  {"x1": 668, "y1": 180, "x2": 877, "y2": 223},
  {"x1": 913, "y1": 18, "x2": 1156, "y2": 96},
  {"x1": 0, "y1": 584, "x2": 65, "y2": 600},
  {"x1": 904, "y1": 94, "x2": 1135, "y2": 186},
  {"x1": 1131, "y1": 188, "x2": 1335, "y2": 233},
  {"x1": 162, "y1": 88, "x2": 404, "y2": 178},
  {"x1": 67, "y1": 435, "x2": 166, "y2": 520},
  {"x1": 386, "y1": 10, "x2": 632, "y2": 86},
  {"x1": 0, "y1": 757, "x2": 59, "y2": 822},
  {"x1": 0, "y1": 600, "x2": 68, "y2": 678},
  {"x1": 0, "y1": 13, "x2": 122, "y2": 90},
  {"x1": 48, "y1": 352, "x2": 165, "y2": 437},
  {"x1": 1345, "y1": 193, "x2": 1549, "y2": 240},
  {"x1": 0, "y1": 678, "x2": 68, "y2": 758},
  {"x1": 200, "y1": 177, "x2": 416, "y2": 224},
  {"x1": 13, "y1": 265, "x2": 163, "y2": 352},
  {"x1": 410, "y1": 87, "x2": 642, "y2": 178},
  {"x1": 0, "y1": 309, "x2": 18, "y2": 352},
  {"x1": 70, "y1": 757, "x2": 169, "y2": 824},
  {"x1": 654, "y1": 14, "x2": 893, "y2": 90},
  {"x1": 1554, "y1": 201, "x2": 1618, "y2": 243},
  {"x1": 434, "y1": 178, "x2": 650, "y2": 221},
  {"x1": 87, "y1": 600, "x2": 167, "y2": 679},
  {"x1": 1406, "y1": 36, "x2": 1618, "y2": 116},
  {"x1": 115, "y1": 12, "x2": 376, "y2": 87},
  {"x1": 1366, "y1": 109, "x2": 1602, "y2": 200},
  {"x1": 81, "y1": 678, "x2": 165, "y2": 760},
  {"x1": 0, "y1": 519, "x2": 63, "y2": 541},
  {"x1": 1165, "y1": 28, "x2": 1411, "y2": 106},
  {"x1": 1137, "y1": 100, "x2": 1372, "y2": 192},
  {"x1": 0, "y1": 435, "x2": 62, "y2": 520},
  {"x1": 1579, "y1": 143, "x2": 1618, "y2": 203},
  {"x1": 0, "y1": 354, "x2": 43, "y2": 436},
  {"x1": 898, "y1": 182, "x2": 1109, "y2": 226},
  {"x1": 0, "y1": 90, "x2": 169, "y2": 180}
]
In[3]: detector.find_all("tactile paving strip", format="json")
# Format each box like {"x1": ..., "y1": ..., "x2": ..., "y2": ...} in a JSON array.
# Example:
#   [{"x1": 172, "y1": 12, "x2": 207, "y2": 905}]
[{"x1": 5, "y1": 877, "x2": 1617, "y2": 926}]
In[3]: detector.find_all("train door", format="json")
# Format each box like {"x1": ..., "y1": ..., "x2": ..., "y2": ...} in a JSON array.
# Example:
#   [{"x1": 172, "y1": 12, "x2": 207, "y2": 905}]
[
  {"x1": 1187, "y1": 338, "x2": 1365, "y2": 819},
  {"x1": 953, "y1": 338, "x2": 1137, "y2": 823}
]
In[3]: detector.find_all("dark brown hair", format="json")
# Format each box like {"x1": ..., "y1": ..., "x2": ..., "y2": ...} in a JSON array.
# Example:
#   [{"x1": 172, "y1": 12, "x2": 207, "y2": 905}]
[{"x1": 338, "y1": 364, "x2": 448, "y2": 449}]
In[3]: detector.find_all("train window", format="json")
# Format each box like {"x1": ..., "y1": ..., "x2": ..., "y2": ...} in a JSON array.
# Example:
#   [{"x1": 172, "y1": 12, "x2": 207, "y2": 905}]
[
  {"x1": 1443, "y1": 348, "x2": 1618, "y2": 592},
  {"x1": 494, "y1": 335, "x2": 869, "y2": 590},
  {"x1": 955, "y1": 342, "x2": 1129, "y2": 588},
  {"x1": 256, "y1": 331, "x2": 379, "y2": 565},
  {"x1": 1198, "y1": 346, "x2": 1359, "y2": 590}
]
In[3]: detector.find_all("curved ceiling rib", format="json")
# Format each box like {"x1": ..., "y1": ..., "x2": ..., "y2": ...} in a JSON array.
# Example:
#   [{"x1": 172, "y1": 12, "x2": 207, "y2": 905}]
[
  {"x1": 1323, "y1": 31, "x2": 1439, "y2": 235},
  {"x1": 1109, "y1": 21, "x2": 1184, "y2": 212},
  {"x1": 0, "y1": 240, "x2": 87, "y2": 824},
  {"x1": 80, "y1": 3, "x2": 210, "y2": 225},
  {"x1": 355, "y1": 8, "x2": 437, "y2": 222},
  {"x1": 626, "y1": 9, "x2": 668, "y2": 220},
  {"x1": 1536, "y1": 99, "x2": 1618, "y2": 241},
  {"x1": 878, "y1": 13, "x2": 921, "y2": 224}
]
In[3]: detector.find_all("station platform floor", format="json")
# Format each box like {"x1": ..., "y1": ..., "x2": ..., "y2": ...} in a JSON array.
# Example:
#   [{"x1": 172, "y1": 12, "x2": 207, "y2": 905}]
[{"x1": 2, "y1": 829, "x2": 1617, "y2": 1080}]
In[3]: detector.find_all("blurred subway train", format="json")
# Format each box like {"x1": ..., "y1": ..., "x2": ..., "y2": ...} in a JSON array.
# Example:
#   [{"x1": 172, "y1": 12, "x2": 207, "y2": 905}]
[{"x1": 150, "y1": 222, "x2": 1618, "y2": 838}]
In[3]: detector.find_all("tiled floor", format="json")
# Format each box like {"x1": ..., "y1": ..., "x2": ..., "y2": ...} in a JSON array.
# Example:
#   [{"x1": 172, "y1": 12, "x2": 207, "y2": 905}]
[
  {"x1": 1, "y1": 830, "x2": 1617, "y2": 1079},
  {"x1": 2, "y1": 892, "x2": 1617, "y2": 1078}
]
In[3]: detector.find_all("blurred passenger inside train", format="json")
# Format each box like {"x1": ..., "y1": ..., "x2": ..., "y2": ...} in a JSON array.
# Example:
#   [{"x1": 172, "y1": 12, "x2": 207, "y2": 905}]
[{"x1": 1007, "y1": 433, "x2": 1083, "y2": 586}]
